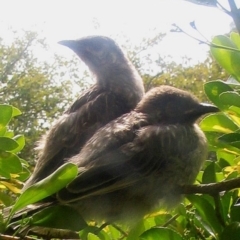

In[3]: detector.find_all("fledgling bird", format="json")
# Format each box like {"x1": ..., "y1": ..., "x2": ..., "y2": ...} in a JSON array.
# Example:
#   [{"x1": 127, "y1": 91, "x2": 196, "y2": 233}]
[
  {"x1": 23, "y1": 36, "x2": 144, "y2": 190},
  {"x1": 54, "y1": 85, "x2": 219, "y2": 223}
]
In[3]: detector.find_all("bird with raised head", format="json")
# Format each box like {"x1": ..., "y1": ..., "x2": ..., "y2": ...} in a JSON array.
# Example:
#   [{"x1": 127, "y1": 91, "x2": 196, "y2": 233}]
[
  {"x1": 53, "y1": 85, "x2": 219, "y2": 223},
  {"x1": 23, "y1": 36, "x2": 144, "y2": 190}
]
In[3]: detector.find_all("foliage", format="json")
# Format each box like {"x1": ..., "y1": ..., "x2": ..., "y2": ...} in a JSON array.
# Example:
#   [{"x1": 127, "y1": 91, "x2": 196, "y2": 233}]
[
  {"x1": 0, "y1": 105, "x2": 29, "y2": 214},
  {"x1": 142, "y1": 55, "x2": 228, "y2": 101},
  {"x1": 0, "y1": 30, "x2": 88, "y2": 163},
  {"x1": 126, "y1": 32, "x2": 228, "y2": 101}
]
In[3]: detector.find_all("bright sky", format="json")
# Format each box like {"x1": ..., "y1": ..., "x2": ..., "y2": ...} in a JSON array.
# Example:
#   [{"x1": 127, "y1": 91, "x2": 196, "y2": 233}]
[{"x1": 0, "y1": 0, "x2": 236, "y2": 64}]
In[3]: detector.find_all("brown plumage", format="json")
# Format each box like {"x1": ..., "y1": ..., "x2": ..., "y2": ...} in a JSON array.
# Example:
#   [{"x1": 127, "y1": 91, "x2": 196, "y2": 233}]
[
  {"x1": 24, "y1": 36, "x2": 144, "y2": 189},
  {"x1": 52, "y1": 85, "x2": 219, "y2": 223}
]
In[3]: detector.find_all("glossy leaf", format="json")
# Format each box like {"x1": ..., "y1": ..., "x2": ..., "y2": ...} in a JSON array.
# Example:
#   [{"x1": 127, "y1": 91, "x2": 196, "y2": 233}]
[
  {"x1": 16, "y1": 166, "x2": 31, "y2": 181},
  {"x1": 219, "y1": 92, "x2": 240, "y2": 108},
  {"x1": 217, "y1": 150, "x2": 235, "y2": 166},
  {"x1": 11, "y1": 106, "x2": 22, "y2": 117},
  {"x1": 218, "y1": 133, "x2": 240, "y2": 149},
  {"x1": 200, "y1": 113, "x2": 239, "y2": 133},
  {"x1": 0, "y1": 105, "x2": 12, "y2": 127},
  {"x1": 10, "y1": 135, "x2": 25, "y2": 153},
  {"x1": 227, "y1": 109, "x2": 240, "y2": 126},
  {"x1": 230, "y1": 204, "x2": 240, "y2": 222},
  {"x1": 0, "y1": 181, "x2": 21, "y2": 193},
  {"x1": 30, "y1": 205, "x2": 87, "y2": 231},
  {"x1": 0, "y1": 126, "x2": 6, "y2": 136},
  {"x1": 87, "y1": 233, "x2": 102, "y2": 240},
  {"x1": 140, "y1": 227, "x2": 183, "y2": 240},
  {"x1": 127, "y1": 219, "x2": 147, "y2": 240},
  {"x1": 202, "y1": 161, "x2": 216, "y2": 184},
  {"x1": 220, "y1": 222, "x2": 240, "y2": 240},
  {"x1": 0, "y1": 137, "x2": 19, "y2": 151},
  {"x1": 79, "y1": 226, "x2": 110, "y2": 240},
  {"x1": 187, "y1": 195, "x2": 223, "y2": 235},
  {"x1": 231, "y1": 32, "x2": 240, "y2": 50},
  {"x1": 0, "y1": 152, "x2": 22, "y2": 178},
  {"x1": 220, "y1": 191, "x2": 233, "y2": 222},
  {"x1": 11, "y1": 163, "x2": 78, "y2": 214},
  {"x1": 0, "y1": 191, "x2": 14, "y2": 206},
  {"x1": 204, "y1": 81, "x2": 234, "y2": 109},
  {"x1": 211, "y1": 35, "x2": 240, "y2": 81}
]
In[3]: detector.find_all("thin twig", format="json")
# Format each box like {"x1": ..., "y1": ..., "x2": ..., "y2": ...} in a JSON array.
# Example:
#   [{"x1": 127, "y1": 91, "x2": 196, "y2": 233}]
[
  {"x1": 180, "y1": 177, "x2": 240, "y2": 195},
  {"x1": 162, "y1": 214, "x2": 179, "y2": 227}
]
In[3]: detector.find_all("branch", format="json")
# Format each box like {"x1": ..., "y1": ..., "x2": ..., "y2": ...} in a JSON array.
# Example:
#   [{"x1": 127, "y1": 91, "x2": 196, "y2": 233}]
[
  {"x1": 228, "y1": 0, "x2": 240, "y2": 34},
  {"x1": 180, "y1": 177, "x2": 240, "y2": 195},
  {"x1": 172, "y1": 23, "x2": 240, "y2": 52}
]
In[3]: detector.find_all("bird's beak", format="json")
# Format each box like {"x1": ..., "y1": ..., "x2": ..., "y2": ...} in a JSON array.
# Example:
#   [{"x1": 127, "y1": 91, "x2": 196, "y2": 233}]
[
  {"x1": 184, "y1": 103, "x2": 219, "y2": 119},
  {"x1": 58, "y1": 40, "x2": 78, "y2": 50},
  {"x1": 199, "y1": 103, "x2": 219, "y2": 114}
]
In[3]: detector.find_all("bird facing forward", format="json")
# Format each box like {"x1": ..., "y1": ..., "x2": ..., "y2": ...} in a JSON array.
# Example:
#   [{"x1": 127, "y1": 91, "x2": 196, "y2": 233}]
[
  {"x1": 24, "y1": 36, "x2": 144, "y2": 189},
  {"x1": 53, "y1": 85, "x2": 219, "y2": 223}
]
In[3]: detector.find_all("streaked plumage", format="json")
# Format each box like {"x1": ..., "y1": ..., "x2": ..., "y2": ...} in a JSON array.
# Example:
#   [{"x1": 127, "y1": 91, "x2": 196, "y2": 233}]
[{"x1": 53, "y1": 85, "x2": 219, "y2": 222}]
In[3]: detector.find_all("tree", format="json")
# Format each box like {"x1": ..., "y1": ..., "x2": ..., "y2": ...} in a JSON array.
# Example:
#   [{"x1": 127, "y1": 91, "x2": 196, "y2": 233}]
[{"x1": 0, "y1": 30, "x2": 88, "y2": 163}]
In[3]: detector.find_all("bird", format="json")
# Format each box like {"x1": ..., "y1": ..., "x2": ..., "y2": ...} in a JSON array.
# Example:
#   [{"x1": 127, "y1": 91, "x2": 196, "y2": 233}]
[
  {"x1": 52, "y1": 85, "x2": 219, "y2": 223},
  {"x1": 23, "y1": 36, "x2": 144, "y2": 190}
]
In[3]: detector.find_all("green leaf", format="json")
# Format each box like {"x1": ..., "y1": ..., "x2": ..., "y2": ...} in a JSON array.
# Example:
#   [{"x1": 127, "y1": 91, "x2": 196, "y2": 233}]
[
  {"x1": 0, "y1": 191, "x2": 14, "y2": 206},
  {"x1": 140, "y1": 227, "x2": 183, "y2": 240},
  {"x1": 220, "y1": 222, "x2": 240, "y2": 240},
  {"x1": 204, "y1": 81, "x2": 234, "y2": 109},
  {"x1": 217, "y1": 150, "x2": 236, "y2": 166},
  {"x1": 11, "y1": 163, "x2": 78, "y2": 214},
  {"x1": 16, "y1": 166, "x2": 31, "y2": 181},
  {"x1": 0, "y1": 126, "x2": 6, "y2": 136},
  {"x1": 211, "y1": 36, "x2": 240, "y2": 81},
  {"x1": 225, "y1": 171, "x2": 238, "y2": 180},
  {"x1": 218, "y1": 133, "x2": 240, "y2": 149},
  {"x1": 229, "y1": 106, "x2": 240, "y2": 120},
  {"x1": 200, "y1": 113, "x2": 239, "y2": 133},
  {"x1": 10, "y1": 135, "x2": 25, "y2": 153},
  {"x1": 187, "y1": 195, "x2": 223, "y2": 235},
  {"x1": 231, "y1": 32, "x2": 240, "y2": 50},
  {"x1": 30, "y1": 205, "x2": 87, "y2": 231},
  {"x1": 0, "y1": 152, "x2": 22, "y2": 178},
  {"x1": 108, "y1": 225, "x2": 121, "y2": 239},
  {"x1": 0, "y1": 137, "x2": 19, "y2": 151},
  {"x1": 219, "y1": 92, "x2": 240, "y2": 108},
  {"x1": 0, "y1": 105, "x2": 12, "y2": 127},
  {"x1": 79, "y1": 226, "x2": 110, "y2": 240},
  {"x1": 230, "y1": 204, "x2": 240, "y2": 222},
  {"x1": 220, "y1": 191, "x2": 233, "y2": 222},
  {"x1": 202, "y1": 161, "x2": 216, "y2": 184},
  {"x1": 227, "y1": 108, "x2": 240, "y2": 126},
  {"x1": 87, "y1": 233, "x2": 101, "y2": 240},
  {"x1": 11, "y1": 106, "x2": 22, "y2": 117}
]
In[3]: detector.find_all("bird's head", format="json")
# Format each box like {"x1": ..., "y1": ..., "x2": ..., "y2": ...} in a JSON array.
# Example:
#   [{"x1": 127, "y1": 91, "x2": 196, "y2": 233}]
[
  {"x1": 58, "y1": 36, "x2": 126, "y2": 75},
  {"x1": 135, "y1": 86, "x2": 219, "y2": 124}
]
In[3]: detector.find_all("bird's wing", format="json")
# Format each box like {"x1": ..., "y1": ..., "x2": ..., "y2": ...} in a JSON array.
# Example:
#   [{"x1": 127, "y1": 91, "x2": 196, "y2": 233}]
[
  {"x1": 38, "y1": 90, "x2": 129, "y2": 162},
  {"x1": 27, "y1": 89, "x2": 130, "y2": 187},
  {"x1": 56, "y1": 125, "x2": 171, "y2": 203},
  {"x1": 65, "y1": 86, "x2": 100, "y2": 114}
]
